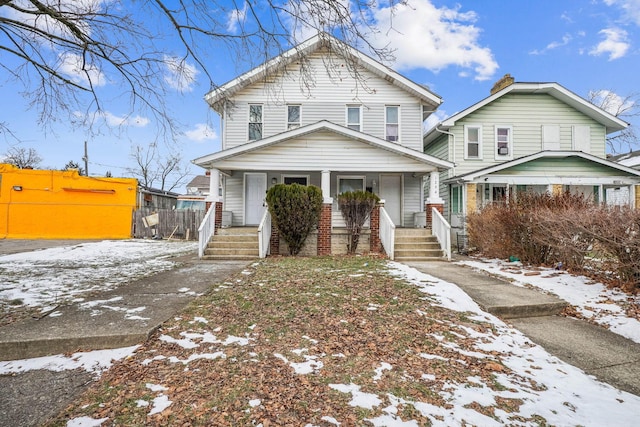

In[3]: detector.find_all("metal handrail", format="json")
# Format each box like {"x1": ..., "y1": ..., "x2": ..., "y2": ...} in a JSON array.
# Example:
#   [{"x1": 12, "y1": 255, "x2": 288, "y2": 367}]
[
  {"x1": 257, "y1": 209, "x2": 272, "y2": 258},
  {"x1": 379, "y1": 207, "x2": 396, "y2": 260},
  {"x1": 197, "y1": 202, "x2": 217, "y2": 258},
  {"x1": 431, "y1": 207, "x2": 451, "y2": 260}
]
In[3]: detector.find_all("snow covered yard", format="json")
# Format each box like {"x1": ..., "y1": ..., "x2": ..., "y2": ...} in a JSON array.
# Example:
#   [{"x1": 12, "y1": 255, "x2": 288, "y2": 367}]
[
  {"x1": 457, "y1": 257, "x2": 640, "y2": 345},
  {"x1": 8, "y1": 255, "x2": 635, "y2": 427},
  {"x1": 0, "y1": 239, "x2": 197, "y2": 325}
]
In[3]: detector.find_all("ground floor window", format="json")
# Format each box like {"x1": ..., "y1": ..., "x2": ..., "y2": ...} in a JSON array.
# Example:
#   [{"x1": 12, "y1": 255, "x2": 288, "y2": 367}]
[
  {"x1": 338, "y1": 175, "x2": 365, "y2": 194},
  {"x1": 451, "y1": 185, "x2": 463, "y2": 214},
  {"x1": 283, "y1": 175, "x2": 309, "y2": 186}
]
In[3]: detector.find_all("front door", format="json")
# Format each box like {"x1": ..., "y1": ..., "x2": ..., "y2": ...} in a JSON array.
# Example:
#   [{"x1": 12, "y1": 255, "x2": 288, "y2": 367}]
[
  {"x1": 379, "y1": 174, "x2": 402, "y2": 226},
  {"x1": 244, "y1": 173, "x2": 267, "y2": 225}
]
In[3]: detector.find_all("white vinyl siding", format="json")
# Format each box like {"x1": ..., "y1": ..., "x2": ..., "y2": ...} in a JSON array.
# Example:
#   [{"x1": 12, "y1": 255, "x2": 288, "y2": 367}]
[
  {"x1": 385, "y1": 106, "x2": 399, "y2": 142},
  {"x1": 220, "y1": 51, "x2": 429, "y2": 151},
  {"x1": 464, "y1": 125, "x2": 482, "y2": 160},
  {"x1": 494, "y1": 125, "x2": 513, "y2": 160},
  {"x1": 346, "y1": 105, "x2": 362, "y2": 131},
  {"x1": 542, "y1": 125, "x2": 560, "y2": 150},
  {"x1": 573, "y1": 125, "x2": 591, "y2": 153}
]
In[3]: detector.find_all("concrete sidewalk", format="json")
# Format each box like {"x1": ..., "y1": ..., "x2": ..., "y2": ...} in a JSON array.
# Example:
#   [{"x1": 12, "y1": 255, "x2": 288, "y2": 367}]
[
  {"x1": 0, "y1": 253, "x2": 249, "y2": 360},
  {"x1": 407, "y1": 260, "x2": 640, "y2": 397}
]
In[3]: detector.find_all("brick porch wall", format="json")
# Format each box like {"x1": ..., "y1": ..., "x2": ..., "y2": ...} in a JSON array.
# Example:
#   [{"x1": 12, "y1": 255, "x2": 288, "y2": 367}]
[
  {"x1": 425, "y1": 203, "x2": 444, "y2": 229},
  {"x1": 370, "y1": 203, "x2": 381, "y2": 253},
  {"x1": 270, "y1": 222, "x2": 280, "y2": 255},
  {"x1": 317, "y1": 203, "x2": 332, "y2": 255},
  {"x1": 214, "y1": 201, "x2": 223, "y2": 234}
]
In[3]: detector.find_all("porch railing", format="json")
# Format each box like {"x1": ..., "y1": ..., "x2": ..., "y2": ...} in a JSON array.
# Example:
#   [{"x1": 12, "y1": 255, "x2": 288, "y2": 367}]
[
  {"x1": 379, "y1": 207, "x2": 396, "y2": 260},
  {"x1": 197, "y1": 202, "x2": 217, "y2": 258},
  {"x1": 257, "y1": 209, "x2": 272, "y2": 258},
  {"x1": 431, "y1": 207, "x2": 451, "y2": 261}
]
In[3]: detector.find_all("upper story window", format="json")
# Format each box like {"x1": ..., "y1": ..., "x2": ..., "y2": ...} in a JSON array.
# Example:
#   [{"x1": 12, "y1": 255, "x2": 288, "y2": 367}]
[
  {"x1": 464, "y1": 124, "x2": 482, "y2": 159},
  {"x1": 572, "y1": 125, "x2": 591, "y2": 153},
  {"x1": 495, "y1": 125, "x2": 513, "y2": 160},
  {"x1": 346, "y1": 105, "x2": 362, "y2": 131},
  {"x1": 287, "y1": 105, "x2": 301, "y2": 130},
  {"x1": 385, "y1": 106, "x2": 399, "y2": 142},
  {"x1": 248, "y1": 104, "x2": 262, "y2": 141},
  {"x1": 542, "y1": 125, "x2": 561, "y2": 150}
]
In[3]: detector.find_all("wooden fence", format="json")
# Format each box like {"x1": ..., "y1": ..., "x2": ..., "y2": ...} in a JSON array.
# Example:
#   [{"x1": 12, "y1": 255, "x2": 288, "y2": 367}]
[{"x1": 132, "y1": 208, "x2": 206, "y2": 240}]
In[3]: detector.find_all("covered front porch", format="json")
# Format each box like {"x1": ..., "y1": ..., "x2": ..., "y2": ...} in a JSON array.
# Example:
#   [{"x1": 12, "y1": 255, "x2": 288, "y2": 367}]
[{"x1": 192, "y1": 121, "x2": 454, "y2": 259}]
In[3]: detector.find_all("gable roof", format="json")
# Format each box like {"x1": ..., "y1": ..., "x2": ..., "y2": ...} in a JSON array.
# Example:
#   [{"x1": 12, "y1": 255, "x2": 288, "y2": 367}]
[
  {"x1": 193, "y1": 120, "x2": 453, "y2": 170},
  {"x1": 609, "y1": 149, "x2": 640, "y2": 168},
  {"x1": 443, "y1": 150, "x2": 640, "y2": 183},
  {"x1": 204, "y1": 33, "x2": 442, "y2": 114},
  {"x1": 424, "y1": 82, "x2": 628, "y2": 146}
]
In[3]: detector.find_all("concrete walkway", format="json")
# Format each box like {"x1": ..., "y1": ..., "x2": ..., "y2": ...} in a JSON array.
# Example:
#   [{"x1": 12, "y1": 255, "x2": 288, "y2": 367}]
[
  {"x1": 0, "y1": 254, "x2": 248, "y2": 360},
  {"x1": 407, "y1": 260, "x2": 640, "y2": 397}
]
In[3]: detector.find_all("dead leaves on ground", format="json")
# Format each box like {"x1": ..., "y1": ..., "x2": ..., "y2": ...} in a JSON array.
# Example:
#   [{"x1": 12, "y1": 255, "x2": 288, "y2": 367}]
[{"x1": 45, "y1": 256, "x2": 536, "y2": 426}]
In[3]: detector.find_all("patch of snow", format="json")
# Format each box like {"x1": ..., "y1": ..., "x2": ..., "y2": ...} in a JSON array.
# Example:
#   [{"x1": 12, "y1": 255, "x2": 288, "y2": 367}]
[
  {"x1": 249, "y1": 399, "x2": 261, "y2": 407},
  {"x1": 190, "y1": 316, "x2": 208, "y2": 324},
  {"x1": 136, "y1": 400, "x2": 149, "y2": 407},
  {"x1": 146, "y1": 383, "x2": 168, "y2": 392},
  {"x1": 66, "y1": 416, "x2": 109, "y2": 427},
  {"x1": 321, "y1": 416, "x2": 340, "y2": 425},
  {"x1": 148, "y1": 394, "x2": 172, "y2": 416},
  {"x1": 274, "y1": 353, "x2": 323, "y2": 375},
  {"x1": 167, "y1": 352, "x2": 226, "y2": 364},
  {"x1": 0, "y1": 346, "x2": 138, "y2": 375},
  {"x1": 372, "y1": 362, "x2": 392, "y2": 381},
  {"x1": 329, "y1": 383, "x2": 382, "y2": 409}
]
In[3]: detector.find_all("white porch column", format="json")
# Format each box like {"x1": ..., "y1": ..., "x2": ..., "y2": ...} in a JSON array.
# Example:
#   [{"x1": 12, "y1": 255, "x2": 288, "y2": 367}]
[
  {"x1": 426, "y1": 170, "x2": 444, "y2": 204},
  {"x1": 206, "y1": 168, "x2": 221, "y2": 203},
  {"x1": 321, "y1": 170, "x2": 332, "y2": 203}
]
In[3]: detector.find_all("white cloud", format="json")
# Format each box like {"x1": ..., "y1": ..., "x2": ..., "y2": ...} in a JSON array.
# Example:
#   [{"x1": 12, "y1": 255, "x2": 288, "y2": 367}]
[
  {"x1": 185, "y1": 123, "x2": 217, "y2": 142},
  {"x1": 368, "y1": 0, "x2": 498, "y2": 81},
  {"x1": 283, "y1": 0, "x2": 498, "y2": 80},
  {"x1": 589, "y1": 28, "x2": 630, "y2": 60},
  {"x1": 84, "y1": 110, "x2": 149, "y2": 128},
  {"x1": 588, "y1": 89, "x2": 634, "y2": 116},
  {"x1": 58, "y1": 52, "x2": 106, "y2": 87},
  {"x1": 424, "y1": 110, "x2": 449, "y2": 133},
  {"x1": 227, "y1": 4, "x2": 247, "y2": 33},
  {"x1": 163, "y1": 56, "x2": 199, "y2": 92},
  {"x1": 604, "y1": 0, "x2": 640, "y2": 26},
  {"x1": 529, "y1": 34, "x2": 573, "y2": 55}
]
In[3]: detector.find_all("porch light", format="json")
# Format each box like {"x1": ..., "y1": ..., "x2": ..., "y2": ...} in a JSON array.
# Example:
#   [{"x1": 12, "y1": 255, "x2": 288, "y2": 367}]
[{"x1": 271, "y1": 177, "x2": 277, "y2": 185}]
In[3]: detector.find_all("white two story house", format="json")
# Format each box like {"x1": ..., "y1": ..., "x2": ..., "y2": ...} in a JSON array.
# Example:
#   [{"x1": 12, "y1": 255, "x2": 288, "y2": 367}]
[
  {"x1": 194, "y1": 33, "x2": 453, "y2": 259},
  {"x1": 423, "y1": 75, "x2": 640, "y2": 237}
]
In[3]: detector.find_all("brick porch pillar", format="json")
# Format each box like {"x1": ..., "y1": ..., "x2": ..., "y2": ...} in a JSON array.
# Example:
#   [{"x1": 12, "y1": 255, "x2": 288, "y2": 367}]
[
  {"x1": 214, "y1": 201, "x2": 223, "y2": 233},
  {"x1": 270, "y1": 221, "x2": 280, "y2": 256},
  {"x1": 425, "y1": 203, "x2": 444, "y2": 229},
  {"x1": 370, "y1": 202, "x2": 382, "y2": 253},
  {"x1": 317, "y1": 203, "x2": 332, "y2": 255}
]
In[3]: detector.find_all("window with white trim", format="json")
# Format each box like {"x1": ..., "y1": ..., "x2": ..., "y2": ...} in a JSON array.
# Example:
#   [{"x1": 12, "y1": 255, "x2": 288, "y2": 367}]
[
  {"x1": 283, "y1": 175, "x2": 309, "y2": 185},
  {"x1": 337, "y1": 175, "x2": 365, "y2": 194},
  {"x1": 495, "y1": 125, "x2": 513, "y2": 159},
  {"x1": 572, "y1": 125, "x2": 591, "y2": 153},
  {"x1": 451, "y1": 185, "x2": 462, "y2": 214},
  {"x1": 464, "y1": 125, "x2": 482, "y2": 159},
  {"x1": 346, "y1": 105, "x2": 362, "y2": 131},
  {"x1": 248, "y1": 104, "x2": 262, "y2": 141},
  {"x1": 287, "y1": 105, "x2": 301, "y2": 130},
  {"x1": 385, "y1": 106, "x2": 399, "y2": 142}
]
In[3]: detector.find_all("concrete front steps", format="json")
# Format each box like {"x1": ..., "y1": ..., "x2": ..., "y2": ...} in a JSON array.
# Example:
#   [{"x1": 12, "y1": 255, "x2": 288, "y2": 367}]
[
  {"x1": 393, "y1": 228, "x2": 444, "y2": 261},
  {"x1": 202, "y1": 227, "x2": 259, "y2": 260}
]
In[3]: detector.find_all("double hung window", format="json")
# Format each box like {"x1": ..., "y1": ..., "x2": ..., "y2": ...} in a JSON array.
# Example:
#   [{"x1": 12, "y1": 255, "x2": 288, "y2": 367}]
[{"x1": 248, "y1": 104, "x2": 263, "y2": 141}]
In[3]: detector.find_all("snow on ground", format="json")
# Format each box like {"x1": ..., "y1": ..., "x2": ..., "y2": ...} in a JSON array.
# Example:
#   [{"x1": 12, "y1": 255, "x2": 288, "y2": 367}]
[
  {"x1": 457, "y1": 258, "x2": 640, "y2": 344},
  {"x1": 0, "y1": 346, "x2": 138, "y2": 377},
  {"x1": 0, "y1": 240, "x2": 197, "y2": 311}
]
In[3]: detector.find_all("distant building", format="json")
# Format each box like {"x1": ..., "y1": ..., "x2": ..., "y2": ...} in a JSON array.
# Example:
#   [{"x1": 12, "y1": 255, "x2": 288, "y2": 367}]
[{"x1": 137, "y1": 186, "x2": 179, "y2": 210}]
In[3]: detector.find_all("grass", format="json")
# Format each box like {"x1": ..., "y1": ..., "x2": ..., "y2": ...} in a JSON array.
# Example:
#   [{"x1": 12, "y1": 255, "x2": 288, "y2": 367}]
[{"x1": 44, "y1": 255, "x2": 539, "y2": 426}]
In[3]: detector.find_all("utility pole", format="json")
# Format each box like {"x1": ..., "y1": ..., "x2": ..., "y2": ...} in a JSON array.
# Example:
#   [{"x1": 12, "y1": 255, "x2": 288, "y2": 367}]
[{"x1": 82, "y1": 141, "x2": 89, "y2": 176}]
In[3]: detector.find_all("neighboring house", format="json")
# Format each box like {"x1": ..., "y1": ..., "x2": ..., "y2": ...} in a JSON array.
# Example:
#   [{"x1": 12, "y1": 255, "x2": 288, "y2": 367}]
[
  {"x1": 423, "y1": 75, "x2": 640, "y2": 237},
  {"x1": 137, "y1": 186, "x2": 179, "y2": 210},
  {"x1": 193, "y1": 33, "x2": 453, "y2": 258},
  {"x1": 185, "y1": 174, "x2": 211, "y2": 196},
  {"x1": 610, "y1": 150, "x2": 640, "y2": 170},
  {"x1": 0, "y1": 163, "x2": 137, "y2": 239}
]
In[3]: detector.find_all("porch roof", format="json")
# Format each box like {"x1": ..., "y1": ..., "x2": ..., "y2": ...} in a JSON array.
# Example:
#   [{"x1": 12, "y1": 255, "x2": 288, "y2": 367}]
[
  {"x1": 193, "y1": 120, "x2": 454, "y2": 173},
  {"x1": 443, "y1": 151, "x2": 640, "y2": 184}
]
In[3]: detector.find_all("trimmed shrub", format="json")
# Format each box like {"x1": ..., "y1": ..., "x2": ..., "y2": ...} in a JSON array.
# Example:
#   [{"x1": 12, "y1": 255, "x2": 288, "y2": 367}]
[
  {"x1": 266, "y1": 183, "x2": 323, "y2": 256},
  {"x1": 337, "y1": 191, "x2": 380, "y2": 254}
]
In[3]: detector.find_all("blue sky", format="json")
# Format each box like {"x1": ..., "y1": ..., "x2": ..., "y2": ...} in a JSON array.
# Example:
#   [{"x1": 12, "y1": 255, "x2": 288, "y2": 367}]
[{"x1": 1, "y1": 0, "x2": 639, "y2": 191}]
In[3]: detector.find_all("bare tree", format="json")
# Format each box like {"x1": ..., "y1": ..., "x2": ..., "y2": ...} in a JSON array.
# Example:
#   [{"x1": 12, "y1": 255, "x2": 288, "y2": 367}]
[
  {"x1": 128, "y1": 143, "x2": 191, "y2": 191},
  {"x1": 63, "y1": 159, "x2": 85, "y2": 175},
  {"x1": 3, "y1": 146, "x2": 42, "y2": 168},
  {"x1": 0, "y1": 0, "x2": 393, "y2": 139},
  {"x1": 587, "y1": 90, "x2": 640, "y2": 153}
]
